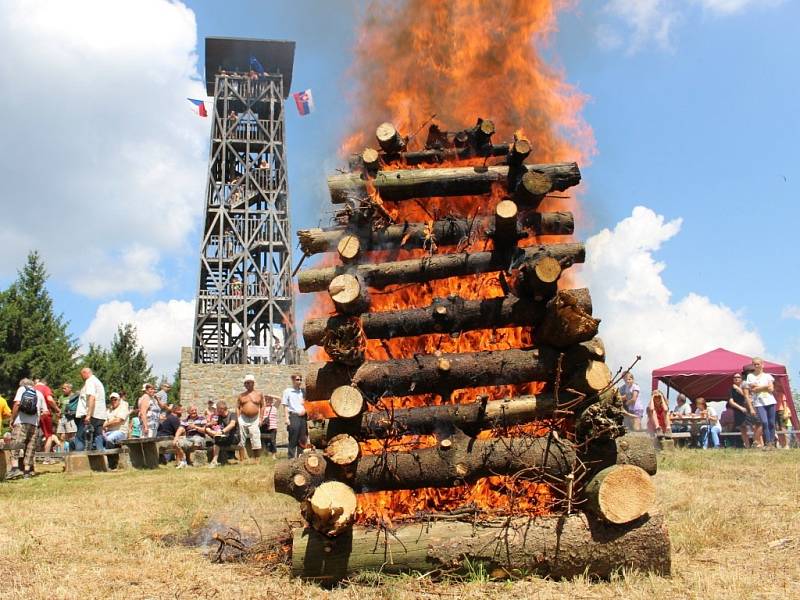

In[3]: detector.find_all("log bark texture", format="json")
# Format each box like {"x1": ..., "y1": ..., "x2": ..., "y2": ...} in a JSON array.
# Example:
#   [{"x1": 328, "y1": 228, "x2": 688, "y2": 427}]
[
  {"x1": 327, "y1": 163, "x2": 581, "y2": 203},
  {"x1": 583, "y1": 434, "x2": 658, "y2": 477},
  {"x1": 304, "y1": 347, "x2": 560, "y2": 401},
  {"x1": 297, "y1": 211, "x2": 574, "y2": 255},
  {"x1": 297, "y1": 243, "x2": 585, "y2": 292},
  {"x1": 292, "y1": 513, "x2": 671, "y2": 581},
  {"x1": 275, "y1": 434, "x2": 576, "y2": 500},
  {"x1": 303, "y1": 289, "x2": 593, "y2": 348}
]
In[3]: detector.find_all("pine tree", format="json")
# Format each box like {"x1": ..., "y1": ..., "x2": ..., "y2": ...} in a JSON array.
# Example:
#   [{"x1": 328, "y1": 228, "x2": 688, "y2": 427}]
[
  {"x1": 102, "y1": 323, "x2": 153, "y2": 398},
  {"x1": 169, "y1": 364, "x2": 181, "y2": 404},
  {"x1": 0, "y1": 251, "x2": 77, "y2": 396}
]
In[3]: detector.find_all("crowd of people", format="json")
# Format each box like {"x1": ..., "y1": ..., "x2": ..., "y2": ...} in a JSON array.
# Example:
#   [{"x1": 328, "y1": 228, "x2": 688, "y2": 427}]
[
  {"x1": 1, "y1": 368, "x2": 308, "y2": 480},
  {"x1": 619, "y1": 356, "x2": 795, "y2": 449}
]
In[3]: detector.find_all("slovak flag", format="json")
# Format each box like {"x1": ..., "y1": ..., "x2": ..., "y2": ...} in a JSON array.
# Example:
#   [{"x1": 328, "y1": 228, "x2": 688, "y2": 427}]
[
  {"x1": 292, "y1": 89, "x2": 314, "y2": 116},
  {"x1": 187, "y1": 98, "x2": 207, "y2": 118}
]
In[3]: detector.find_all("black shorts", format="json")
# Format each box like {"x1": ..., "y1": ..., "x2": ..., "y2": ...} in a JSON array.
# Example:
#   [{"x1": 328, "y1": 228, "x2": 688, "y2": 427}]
[
  {"x1": 214, "y1": 434, "x2": 238, "y2": 446},
  {"x1": 733, "y1": 409, "x2": 759, "y2": 427}
]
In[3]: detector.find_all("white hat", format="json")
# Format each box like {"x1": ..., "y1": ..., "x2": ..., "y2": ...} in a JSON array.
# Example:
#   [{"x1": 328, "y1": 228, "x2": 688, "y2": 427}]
[
  {"x1": 243, "y1": 374, "x2": 256, "y2": 383},
  {"x1": 109, "y1": 392, "x2": 120, "y2": 399}
]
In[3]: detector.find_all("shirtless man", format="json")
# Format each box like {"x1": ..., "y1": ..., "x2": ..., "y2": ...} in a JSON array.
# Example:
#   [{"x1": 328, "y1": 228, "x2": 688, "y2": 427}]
[{"x1": 237, "y1": 374, "x2": 265, "y2": 461}]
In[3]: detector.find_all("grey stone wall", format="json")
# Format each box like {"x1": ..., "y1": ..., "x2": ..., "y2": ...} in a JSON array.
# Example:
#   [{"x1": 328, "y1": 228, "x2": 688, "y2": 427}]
[{"x1": 178, "y1": 347, "x2": 308, "y2": 446}]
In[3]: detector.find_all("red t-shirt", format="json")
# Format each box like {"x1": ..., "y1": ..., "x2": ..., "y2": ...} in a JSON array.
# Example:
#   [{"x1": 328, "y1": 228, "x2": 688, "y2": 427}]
[{"x1": 35, "y1": 384, "x2": 54, "y2": 414}]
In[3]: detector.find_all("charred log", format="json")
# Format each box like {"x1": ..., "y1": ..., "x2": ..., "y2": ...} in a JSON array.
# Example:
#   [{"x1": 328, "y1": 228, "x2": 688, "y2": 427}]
[
  {"x1": 303, "y1": 288, "x2": 594, "y2": 349},
  {"x1": 297, "y1": 211, "x2": 574, "y2": 255},
  {"x1": 304, "y1": 347, "x2": 562, "y2": 401},
  {"x1": 327, "y1": 162, "x2": 581, "y2": 203},
  {"x1": 276, "y1": 433, "x2": 576, "y2": 500},
  {"x1": 297, "y1": 243, "x2": 585, "y2": 293}
]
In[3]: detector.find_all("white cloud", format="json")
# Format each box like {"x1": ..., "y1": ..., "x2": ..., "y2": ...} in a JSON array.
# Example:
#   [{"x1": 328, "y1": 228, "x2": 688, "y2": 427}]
[
  {"x1": 0, "y1": 0, "x2": 207, "y2": 297},
  {"x1": 781, "y1": 305, "x2": 800, "y2": 320},
  {"x1": 578, "y1": 206, "x2": 765, "y2": 392},
  {"x1": 599, "y1": 0, "x2": 784, "y2": 50},
  {"x1": 81, "y1": 298, "x2": 195, "y2": 378}
]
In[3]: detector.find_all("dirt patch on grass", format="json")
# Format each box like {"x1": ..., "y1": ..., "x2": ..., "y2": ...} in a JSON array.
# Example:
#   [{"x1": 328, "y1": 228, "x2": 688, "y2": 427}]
[{"x1": 0, "y1": 449, "x2": 798, "y2": 599}]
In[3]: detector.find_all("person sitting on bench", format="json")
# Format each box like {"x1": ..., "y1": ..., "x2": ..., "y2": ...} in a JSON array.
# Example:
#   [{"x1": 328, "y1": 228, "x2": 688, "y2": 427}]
[
  {"x1": 174, "y1": 405, "x2": 208, "y2": 469},
  {"x1": 695, "y1": 397, "x2": 721, "y2": 449},
  {"x1": 205, "y1": 401, "x2": 238, "y2": 468},
  {"x1": 102, "y1": 392, "x2": 130, "y2": 448},
  {"x1": 670, "y1": 394, "x2": 692, "y2": 433}
]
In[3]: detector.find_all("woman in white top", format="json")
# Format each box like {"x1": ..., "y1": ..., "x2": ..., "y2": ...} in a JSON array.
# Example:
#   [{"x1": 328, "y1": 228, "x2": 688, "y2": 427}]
[{"x1": 746, "y1": 356, "x2": 777, "y2": 447}]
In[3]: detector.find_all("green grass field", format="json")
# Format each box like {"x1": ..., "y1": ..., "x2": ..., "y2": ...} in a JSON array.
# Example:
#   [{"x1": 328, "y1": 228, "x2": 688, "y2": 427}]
[{"x1": 1, "y1": 449, "x2": 797, "y2": 600}]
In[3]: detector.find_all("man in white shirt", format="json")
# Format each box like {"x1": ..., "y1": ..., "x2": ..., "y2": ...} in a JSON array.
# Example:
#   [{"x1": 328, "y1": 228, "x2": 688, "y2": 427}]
[
  {"x1": 102, "y1": 392, "x2": 130, "y2": 449},
  {"x1": 75, "y1": 367, "x2": 107, "y2": 451},
  {"x1": 5, "y1": 378, "x2": 46, "y2": 480},
  {"x1": 282, "y1": 373, "x2": 306, "y2": 458}
]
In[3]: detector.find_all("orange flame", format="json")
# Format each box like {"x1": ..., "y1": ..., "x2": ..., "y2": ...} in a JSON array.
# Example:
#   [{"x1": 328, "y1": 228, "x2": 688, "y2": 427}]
[{"x1": 310, "y1": 0, "x2": 594, "y2": 523}]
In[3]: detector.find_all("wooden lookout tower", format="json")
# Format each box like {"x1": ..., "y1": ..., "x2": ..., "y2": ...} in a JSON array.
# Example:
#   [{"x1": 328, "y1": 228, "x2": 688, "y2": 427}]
[{"x1": 193, "y1": 37, "x2": 298, "y2": 365}]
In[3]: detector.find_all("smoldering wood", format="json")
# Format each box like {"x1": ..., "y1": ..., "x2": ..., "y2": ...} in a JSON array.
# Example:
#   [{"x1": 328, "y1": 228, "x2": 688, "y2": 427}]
[
  {"x1": 327, "y1": 162, "x2": 581, "y2": 203},
  {"x1": 330, "y1": 395, "x2": 560, "y2": 440},
  {"x1": 304, "y1": 346, "x2": 561, "y2": 401},
  {"x1": 350, "y1": 144, "x2": 512, "y2": 170},
  {"x1": 291, "y1": 513, "x2": 671, "y2": 582},
  {"x1": 302, "y1": 288, "x2": 593, "y2": 349},
  {"x1": 276, "y1": 433, "x2": 576, "y2": 501},
  {"x1": 297, "y1": 242, "x2": 585, "y2": 293},
  {"x1": 297, "y1": 211, "x2": 574, "y2": 255},
  {"x1": 535, "y1": 287, "x2": 601, "y2": 348},
  {"x1": 275, "y1": 431, "x2": 659, "y2": 503}
]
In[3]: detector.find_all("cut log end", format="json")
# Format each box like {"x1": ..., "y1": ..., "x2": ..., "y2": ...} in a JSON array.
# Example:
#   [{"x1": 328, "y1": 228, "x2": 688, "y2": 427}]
[
  {"x1": 303, "y1": 481, "x2": 358, "y2": 537},
  {"x1": 361, "y1": 147, "x2": 380, "y2": 168},
  {"x1": 572, "y1": 360, "x2": 613, "y2": 394},
  {"x1": 494, "y1": 200, "x2": 519, "y2": 242},
  {"x1": 328, "y1": 273, "x2": 368, "y2": 314},
  {"x1": 533, "y1": 255, "x2": 562, "y2": 284},
  {"x1": 585, "y1": 464, "x2": 656, "y2": 524},
  {"x1": 511, "y1": 138, "x2": 531, "y2": 158},
  {"x1": 324, "y1": 434, "x2": 361, "y2": 466},
  {"x1": 337, "y1": 235, "x2": 361, "y2": 263},
  {"x1": 330, "y1": 386, "x2": 365, "y2": 419},
  {"x1": 516, "y1": 171, "x2": 554, "y2": 204},
  {"x1": 376, "y1": 122, "x2": 406, "y2": 152}
]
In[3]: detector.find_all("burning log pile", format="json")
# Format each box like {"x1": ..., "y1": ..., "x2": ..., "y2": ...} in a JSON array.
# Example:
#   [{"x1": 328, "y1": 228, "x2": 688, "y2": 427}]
[{"x1": 275, "y1": 120, "x2": 670, "y2": 583}]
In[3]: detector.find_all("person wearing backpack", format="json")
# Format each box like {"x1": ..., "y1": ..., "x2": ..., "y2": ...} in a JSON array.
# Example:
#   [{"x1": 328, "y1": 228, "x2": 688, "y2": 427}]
[{"x1": 5, "y1": 377, "x2": 45, "y2": 480}]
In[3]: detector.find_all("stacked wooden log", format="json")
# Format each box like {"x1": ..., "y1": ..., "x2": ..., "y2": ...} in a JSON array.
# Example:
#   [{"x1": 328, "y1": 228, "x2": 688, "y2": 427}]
[{"x1": 276, "y1": 119, "x2": 670, "y2": 581}]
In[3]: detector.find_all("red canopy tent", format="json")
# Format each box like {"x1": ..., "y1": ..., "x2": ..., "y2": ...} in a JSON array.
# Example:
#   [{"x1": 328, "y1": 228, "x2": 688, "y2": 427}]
[{"x1": 651, "y1": 348, "x2": 798, "y2": 430}]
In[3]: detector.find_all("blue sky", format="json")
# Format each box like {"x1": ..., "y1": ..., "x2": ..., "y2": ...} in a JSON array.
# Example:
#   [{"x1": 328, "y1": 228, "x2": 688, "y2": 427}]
[{"x1": 0, "y1": 0, "x2": 796, "y2": 388}]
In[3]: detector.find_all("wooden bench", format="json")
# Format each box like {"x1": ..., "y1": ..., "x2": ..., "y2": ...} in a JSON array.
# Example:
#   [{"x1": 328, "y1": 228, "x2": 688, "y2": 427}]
[
  {"x1": 64, "y1": 448, "x2": 130, "y2": 474},
  {"x1": 0, "y1": 443, "x2": 25, "y2": 480},
  {"x1": 119, "y1": 437, "x2": 172, "y2": 469}
]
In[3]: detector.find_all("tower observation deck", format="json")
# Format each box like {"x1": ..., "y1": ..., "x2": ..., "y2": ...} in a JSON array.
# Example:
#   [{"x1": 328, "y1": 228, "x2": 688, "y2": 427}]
[{"x1": 193, "y1": 37, "x2": 298, "y2": 365}]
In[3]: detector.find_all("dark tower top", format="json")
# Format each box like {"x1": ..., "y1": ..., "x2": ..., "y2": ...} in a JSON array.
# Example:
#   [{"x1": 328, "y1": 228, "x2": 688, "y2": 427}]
[{"x1": 204, "y1": 37, "x2": 296, "y2": 97}]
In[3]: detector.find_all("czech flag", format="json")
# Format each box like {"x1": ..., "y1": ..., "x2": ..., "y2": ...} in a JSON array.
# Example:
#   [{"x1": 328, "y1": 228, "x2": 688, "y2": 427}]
[
  {"x1": 187, "y1": 98, "x2": 207, "y2": 118},
  {"x1": 292, "y1": 89, "x2": 314, "y2": 116}
]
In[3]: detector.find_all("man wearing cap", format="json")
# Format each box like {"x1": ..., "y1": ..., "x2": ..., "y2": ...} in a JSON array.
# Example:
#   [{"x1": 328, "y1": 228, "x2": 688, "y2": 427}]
[
  {"x1": 282, "y1": 373, "x2": 306, "y2": 459},
  {"x1": 237, "y1": 374, "x2": 265, "y2": 462},
  {"x1": 101, "y1": 392, "x2": 130, "y2": 449}
]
